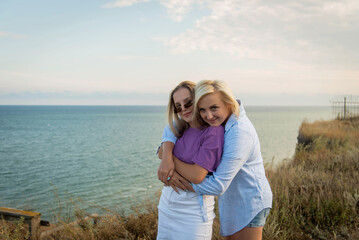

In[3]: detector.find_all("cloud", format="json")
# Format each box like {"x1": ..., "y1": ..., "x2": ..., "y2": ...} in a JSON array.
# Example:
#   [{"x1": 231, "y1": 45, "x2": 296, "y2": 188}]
[
  {"x1": 159, "y1": 0, "x2": 195, "y2": 22},
  {"x1": 98, "y1": 55, "x2": 160, "y2": 60},
  {"x1": 102, "y1": 0, "x2": 150, "y2": 8},
  {"x1": 156, "y1": 0, "x2": 359, "y2": 67},
  {"x1": 103, "y1": 0, "x2": 197, "y2": 21},
  {"x1": 0, "y1": 31, "x2": 25, "y2": 39}
]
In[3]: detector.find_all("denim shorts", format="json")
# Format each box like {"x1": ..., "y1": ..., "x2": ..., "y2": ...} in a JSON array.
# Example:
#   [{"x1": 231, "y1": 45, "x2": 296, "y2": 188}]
[{"x1": 247, "y1": 208, "x2": 271, "y2": 228}]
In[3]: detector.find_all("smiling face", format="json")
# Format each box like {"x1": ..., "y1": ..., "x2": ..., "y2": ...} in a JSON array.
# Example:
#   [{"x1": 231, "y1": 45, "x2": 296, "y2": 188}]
[
  {"x1": 198, "y1": 92, "x2": 231, "y2": 127},
  {"x1": 172, "y1": 87, "x2": 194, "y2": 125}
]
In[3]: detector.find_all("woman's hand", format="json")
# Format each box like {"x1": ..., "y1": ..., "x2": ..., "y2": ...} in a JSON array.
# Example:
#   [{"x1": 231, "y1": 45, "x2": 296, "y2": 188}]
[
  {"x1": 167, "y1": 171, "x2": 193, "y2": 193},
  {"x1": 157, "y1": 142, "x2": 175, "y2": 184},
  {"x1": 157, "y1": 157, "x2": 175, "y2": 184}
]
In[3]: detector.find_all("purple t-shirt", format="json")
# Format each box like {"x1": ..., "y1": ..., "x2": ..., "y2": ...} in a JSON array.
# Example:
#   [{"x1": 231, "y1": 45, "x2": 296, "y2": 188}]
[{"x1": 173, "y1": 126, "x2": 224, "y2": 172}]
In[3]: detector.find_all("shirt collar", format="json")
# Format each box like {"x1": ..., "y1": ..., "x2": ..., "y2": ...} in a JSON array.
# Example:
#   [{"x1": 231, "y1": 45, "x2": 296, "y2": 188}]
[{"x1": 224, "y1": 100, "x2": 245, "y2": 131}]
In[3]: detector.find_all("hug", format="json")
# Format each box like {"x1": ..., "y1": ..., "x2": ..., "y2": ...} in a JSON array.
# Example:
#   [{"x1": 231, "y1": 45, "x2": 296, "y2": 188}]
[{"x1": 157, "y1": 80, "x2": 272, "y2": 240}]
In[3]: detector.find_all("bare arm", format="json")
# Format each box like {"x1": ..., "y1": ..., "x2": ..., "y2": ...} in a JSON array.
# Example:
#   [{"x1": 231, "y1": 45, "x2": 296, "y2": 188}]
[
  {"x1": 173, "y1": 156, "x2": 208, "y2": 184},
  {"x1": 157, "y1": 143, "x2": 209, "y2": 185},
  {"x1": 157, "y1": 143, "x2": 193, "y2": 192},
  {"x1": 157, "y1": 142, "x2": 175, "y2": 183},
  {"x1": 172, "y1": 127, "x2": 224, "y2": 185},
  {"x1": 158, "y1": 126, "x2": 223, "y2": 192},
  {"x1": 167, "y1": 170, "x2": 194, "y2": 193}
]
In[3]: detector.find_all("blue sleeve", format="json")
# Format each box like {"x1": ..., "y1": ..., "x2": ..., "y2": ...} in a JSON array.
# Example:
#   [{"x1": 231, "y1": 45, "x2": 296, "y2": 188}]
[
  {"x1": 192, "y1": 127, "x2": 254, "y2": 196},
  {"x1": 161, "y1": 125, "x2": 177, "y2": 144}
]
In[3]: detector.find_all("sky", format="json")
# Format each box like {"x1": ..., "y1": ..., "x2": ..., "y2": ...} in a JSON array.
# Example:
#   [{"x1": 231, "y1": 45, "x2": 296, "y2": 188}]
[{"x1": 0, "y1": 0, "x2": 358, "y2": 106}]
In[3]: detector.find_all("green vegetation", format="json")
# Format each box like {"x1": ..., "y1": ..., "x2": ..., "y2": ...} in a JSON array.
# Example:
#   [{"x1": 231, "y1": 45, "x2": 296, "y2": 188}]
[{"x1": 1, "y1": 118, "x2": 358, "y2": 239}]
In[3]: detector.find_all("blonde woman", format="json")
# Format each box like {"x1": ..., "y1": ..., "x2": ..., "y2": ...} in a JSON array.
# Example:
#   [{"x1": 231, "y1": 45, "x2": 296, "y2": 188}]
[
  {"x1": 160, "y1": 80, "x2": 272, "y2": 240},
  {"x1": 157, "y1": 81, "x2": 224, "y2": 240}
]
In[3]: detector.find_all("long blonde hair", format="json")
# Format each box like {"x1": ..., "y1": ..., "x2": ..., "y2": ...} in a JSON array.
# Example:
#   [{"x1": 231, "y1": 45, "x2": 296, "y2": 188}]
[
  {"x1": 167, "y1": 81, "x2": 196, "y2": 138},
  {"x1": 193, "y1": 80, "x2": 239, "y2": 127}
]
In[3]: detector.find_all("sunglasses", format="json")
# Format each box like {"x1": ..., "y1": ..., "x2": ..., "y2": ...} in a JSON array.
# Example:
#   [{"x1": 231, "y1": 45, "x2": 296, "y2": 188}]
[{"x1": 174, "y1": 100, "x2": 193, "y2": 113}]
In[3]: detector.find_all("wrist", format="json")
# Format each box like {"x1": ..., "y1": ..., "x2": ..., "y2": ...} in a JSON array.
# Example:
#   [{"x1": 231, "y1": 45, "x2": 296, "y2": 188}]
[{"x1": 163, "y1": 156, "x2": 174, "y2": 162}]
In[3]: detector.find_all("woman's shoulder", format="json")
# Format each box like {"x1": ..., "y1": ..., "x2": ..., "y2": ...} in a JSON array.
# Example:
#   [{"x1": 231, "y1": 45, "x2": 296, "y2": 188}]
[{"x1": 225, "y1": 116, "x2": 257, "y2": 144}]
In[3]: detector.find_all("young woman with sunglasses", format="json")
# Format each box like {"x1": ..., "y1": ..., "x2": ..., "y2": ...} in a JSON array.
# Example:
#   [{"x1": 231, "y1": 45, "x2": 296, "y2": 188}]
[
  {"x1": 159, "y1": 80, "x2": 272, "y2": 240},
  {"x1": 156, "y1": 81, "x2": 225, "y2": 240}
]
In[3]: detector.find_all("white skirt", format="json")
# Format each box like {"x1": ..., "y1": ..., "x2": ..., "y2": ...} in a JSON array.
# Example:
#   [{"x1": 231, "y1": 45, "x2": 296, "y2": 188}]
[{"x1": 157, "y1": 186, "x2": 215, "y2": 240}]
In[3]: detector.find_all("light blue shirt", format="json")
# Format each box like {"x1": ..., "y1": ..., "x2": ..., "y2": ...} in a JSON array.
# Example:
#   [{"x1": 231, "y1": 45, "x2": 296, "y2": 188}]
[{"x1": 161, "y1": 103, "x2": 272, "y2": 236}]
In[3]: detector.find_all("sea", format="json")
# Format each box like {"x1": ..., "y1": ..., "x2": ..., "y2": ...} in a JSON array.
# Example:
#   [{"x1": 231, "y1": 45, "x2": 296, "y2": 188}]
[{"x1": 0, "y1": 105, "x2": 333, "y2": 221}]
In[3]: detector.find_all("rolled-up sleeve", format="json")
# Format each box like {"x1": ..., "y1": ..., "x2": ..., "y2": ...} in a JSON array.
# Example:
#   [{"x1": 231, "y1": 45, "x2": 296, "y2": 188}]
[
  {"x1": 192, "y1": 127, "x2": 254, "y2": 196},
  {"x1": 161, "y1": 125, "x2": 178, "y2": 144}
]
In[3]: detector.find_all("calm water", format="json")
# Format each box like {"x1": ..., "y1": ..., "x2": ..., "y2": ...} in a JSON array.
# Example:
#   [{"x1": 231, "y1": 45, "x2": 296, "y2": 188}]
[{"x1": 0, "y1": 105, "x2": 332, "y2": 220}]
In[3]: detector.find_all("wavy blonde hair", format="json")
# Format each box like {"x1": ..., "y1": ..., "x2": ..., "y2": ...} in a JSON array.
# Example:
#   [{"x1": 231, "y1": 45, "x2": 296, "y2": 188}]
[
  {"x1": 167, "y1": 81, "x2": 196, "y2": 138},
  {"x1": 193, "y1": 80, "x2": 239, "y2": 127}
]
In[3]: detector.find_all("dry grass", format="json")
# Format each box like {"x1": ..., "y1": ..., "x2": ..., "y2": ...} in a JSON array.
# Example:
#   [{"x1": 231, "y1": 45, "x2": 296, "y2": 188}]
[
  {"x1": 0, "y1": 217, "x2": 29, "y2": 240},
  {"x1": 264, "y1": 117, "x2": 359, "y2": 240},
  {"x1": 2, "y1": 117, "x2": 359, "y2": 239},
  {"x1": 42, "y1": 198, "x2": 160, "y2": 240},
  {"x1": 297, "y1": 117, "x2": 359, "y2": 151}
]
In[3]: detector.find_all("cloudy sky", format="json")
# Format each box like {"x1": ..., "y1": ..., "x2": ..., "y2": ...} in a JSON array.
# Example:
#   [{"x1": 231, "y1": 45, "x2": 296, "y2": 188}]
[{"x1": 0, "y1": 0, "x2": 358, "y2": 105}]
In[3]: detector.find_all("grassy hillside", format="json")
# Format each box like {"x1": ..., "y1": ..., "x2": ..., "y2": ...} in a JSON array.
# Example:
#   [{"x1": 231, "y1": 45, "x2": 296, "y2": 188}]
[{"x1": 264, "y1": 117, "x2": 359, "y2": 240}]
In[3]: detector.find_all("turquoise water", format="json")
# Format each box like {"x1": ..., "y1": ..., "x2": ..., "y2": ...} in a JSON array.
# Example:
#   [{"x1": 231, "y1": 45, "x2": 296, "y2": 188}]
[{"x1": 0, "y1": 105, "x2": 332, "y2": 221}]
